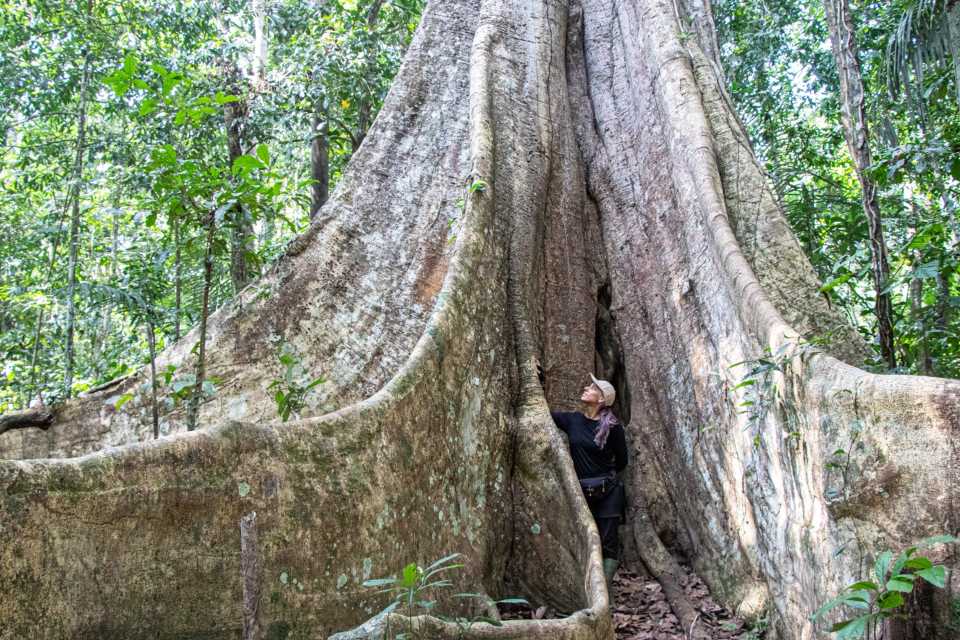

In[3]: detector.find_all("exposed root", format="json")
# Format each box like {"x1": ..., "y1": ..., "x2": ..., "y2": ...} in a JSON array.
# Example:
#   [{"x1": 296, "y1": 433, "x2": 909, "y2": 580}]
[
  {"x1": 631, "y1": 512, "x2": 712, "y2": 640},
  {"x1": 0, "y1": 406, "x2": 54, "y2": 436}
]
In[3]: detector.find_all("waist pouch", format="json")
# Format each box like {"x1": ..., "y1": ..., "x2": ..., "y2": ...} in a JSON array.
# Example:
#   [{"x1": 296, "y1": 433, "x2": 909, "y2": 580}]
[{"x1": 579, "y1": 473, "x2": 616, "y2": 503}]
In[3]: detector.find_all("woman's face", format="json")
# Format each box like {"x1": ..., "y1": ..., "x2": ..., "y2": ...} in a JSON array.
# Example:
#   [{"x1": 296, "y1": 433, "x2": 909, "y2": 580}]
[{"x1": 580, "y1": 383, "x2": 603, "y2": 405}]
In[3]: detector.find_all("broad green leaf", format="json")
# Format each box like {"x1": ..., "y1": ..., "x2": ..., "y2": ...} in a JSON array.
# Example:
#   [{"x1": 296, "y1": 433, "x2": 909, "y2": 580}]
[
  {"x1": 833, "y1": 614, "x2": 870, "y2": 639},
  {"x1": 885, "y1": 577, "x2": 914, "y2": 593},
  {"x1": 878, "y1": 591, "x2": 904, "y2": 610},
  {"x1": 256, "y1": 144, "x2": 270, "y2": 165},
  {"x1": 214, "y1": 91, "x2": 240, "y2": 105},
  {"x1": 139, "y1": 98, "x2": 158, "y2": 116},
  {"x1": 842, "y1": 592, "x2": 871, "y2": 609},
  {"x1": 112, "y1": 393, "x2": 134, "y2": 410},
  {"x1": 400, "y1": 562, "x2": 419, "y2": 589},
  {"x1": 917, "y1": 534, "x2": 958, "y2": 548},
  {"x1": 237, "y1": 481, "x2": 251, "y2": 497},
  {"x1": 916, "y1": 566, "x2": 946, "y2": 588},
  {"x1": 122, "y1": 53, "x2": 139, "y2": 76},
  {"x1": 847, "y1": 581, "x2": 879, "y2": 592},
  {"x1": 812, "y1": 594, "x2": 848, "y2": 621},
  {"x1": 903, "y1": 557, "x2": 932, "y2": 571},
  {"x1": 820, "y1": 273, "x2": 853, "y2": 293},
  {"x1": 233, "y1": 155, "x2": 265, "y2": 175},
  {"x1": 171, "y1": 376, "x2": 196, "y2": 394}
]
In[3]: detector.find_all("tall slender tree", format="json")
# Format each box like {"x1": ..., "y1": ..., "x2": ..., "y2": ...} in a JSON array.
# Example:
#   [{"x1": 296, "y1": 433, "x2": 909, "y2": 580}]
[
  {"x1": 223, "y1": 58, "x2": 258, "y2": 294},
  {"x1": 309, "y1": 101, "x2": 330, "y2": 219},
  {"x1": 63, "y1": 42, "x2": 93, "y2": 398},
  {"x1": 823, "y1": 0, "x2": 898, "y2": 368}
]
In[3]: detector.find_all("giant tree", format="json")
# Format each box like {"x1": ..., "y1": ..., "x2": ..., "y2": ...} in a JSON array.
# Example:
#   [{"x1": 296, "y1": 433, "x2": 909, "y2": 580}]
[{"x1": 0, "y1": 2, "x2": 957, "y2": 640}]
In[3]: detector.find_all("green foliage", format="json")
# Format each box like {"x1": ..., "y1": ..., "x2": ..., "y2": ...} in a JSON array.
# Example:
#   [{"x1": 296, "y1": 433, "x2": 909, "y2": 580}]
[
  {"x1": 467, "y1": 179, "x2": 488, "y2": 194},
  {"x1": 811, "y1": 535, "x2": 958, "y2": 639},
  {"x1": 362, "y1": 553, "x2": 527, "y2": 639},
  {"x1": 714, "y1": 0, "x2": 960, "y2": 378},
  {"x1": 0, "y1": 0, "x2": 423, "y2": 413},
  {"x1": 267, "y1": 341, "x2": 324, "y2": 422},
  {"x1": 728, "y1": 336, "x2": 826, "y2": 447}
]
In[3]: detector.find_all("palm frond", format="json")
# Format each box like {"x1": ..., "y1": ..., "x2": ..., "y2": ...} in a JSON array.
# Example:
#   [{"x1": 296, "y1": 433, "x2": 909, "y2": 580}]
[{"x1": 884, "y1": 0, "x2": 959, "y2": 108}]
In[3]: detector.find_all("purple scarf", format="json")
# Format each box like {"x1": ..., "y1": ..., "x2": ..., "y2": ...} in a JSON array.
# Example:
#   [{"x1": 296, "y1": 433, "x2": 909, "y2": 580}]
[{"x1": 593, "y1": 407, "x2": 619, "y2": 449}]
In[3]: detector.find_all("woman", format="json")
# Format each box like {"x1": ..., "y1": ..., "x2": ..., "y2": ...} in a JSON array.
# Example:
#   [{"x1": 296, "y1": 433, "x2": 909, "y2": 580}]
[{"x1": 550, "y1": 374, "x2": 628, "y2": 594}]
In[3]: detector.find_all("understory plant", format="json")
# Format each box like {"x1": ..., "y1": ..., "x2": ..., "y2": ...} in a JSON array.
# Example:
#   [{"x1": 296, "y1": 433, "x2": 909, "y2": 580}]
[
  {"x1": 812, "y1": 535, "x2": 958, "y2": 639},
  {"x1": 362, "y1": 553, "x2": 527, "y2": 639},
  {"x1": 267, "y1": 341, "x2": 324, "y2": 422}
]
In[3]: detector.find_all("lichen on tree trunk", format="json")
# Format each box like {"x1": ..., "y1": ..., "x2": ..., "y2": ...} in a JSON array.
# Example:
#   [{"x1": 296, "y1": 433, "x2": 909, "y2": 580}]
[{"x1": 1, "y1": 1, "x2": 957, "y2": 639}]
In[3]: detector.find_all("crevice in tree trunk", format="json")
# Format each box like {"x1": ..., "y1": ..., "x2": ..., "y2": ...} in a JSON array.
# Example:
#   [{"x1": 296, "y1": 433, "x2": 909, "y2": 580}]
[
  {"x1": 592, "y1": 250, "x2": 708, "y2": 637},
  {"x1": 594, "y1": 279, "x2": 630, "y2": 426}
]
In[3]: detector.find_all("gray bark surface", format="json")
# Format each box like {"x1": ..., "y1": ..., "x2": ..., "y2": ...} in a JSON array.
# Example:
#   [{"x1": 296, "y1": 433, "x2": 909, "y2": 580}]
[{"x1": 0, "y1": 1, "x2": 957, "y2": 639}]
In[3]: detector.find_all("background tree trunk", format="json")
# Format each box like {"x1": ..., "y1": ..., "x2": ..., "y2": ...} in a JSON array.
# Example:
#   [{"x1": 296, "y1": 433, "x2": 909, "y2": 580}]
[
  {"x1": 0, "y1": 2, "x2": 956, "y2": 640},
  {"x1": 63, "y1": 50, "x2": 93, "y2": 399},
  {"x1": 823, "y1": 0, "x2": 898, "y2": 369},
  {"x1": 223, "y1": 59, "x2": 259, "y2": 294},
  {"x1": 251, "y1": 0, "x2": 268, "y2": 87},
  {"x1": 310, "y1": 107, "x2": 330, "y2": 220},
  {"x1": 352, "y1": 0, "x2": 385, "y2": 152}
]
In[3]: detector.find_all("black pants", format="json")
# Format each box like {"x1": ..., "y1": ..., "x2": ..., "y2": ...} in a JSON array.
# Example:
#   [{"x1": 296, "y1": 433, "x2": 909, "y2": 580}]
[
  {"x1": 587, "y1": 481, "x2": 625, "y2": 560},
  {"x1": 594, "y1": 515, "x2": 620, "y2": 560}
]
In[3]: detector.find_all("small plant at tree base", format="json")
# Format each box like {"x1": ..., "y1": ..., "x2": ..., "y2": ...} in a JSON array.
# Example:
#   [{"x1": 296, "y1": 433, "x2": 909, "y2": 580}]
[
  {"x1": 362, "y1": 553, "x2": 527, "y2": 639},
  {"x1": 267, "y1": 342, "x2": 324, "y2": 422},
  {"x1": 811, "y1": 535, "x2": 958, "y2": 639}
]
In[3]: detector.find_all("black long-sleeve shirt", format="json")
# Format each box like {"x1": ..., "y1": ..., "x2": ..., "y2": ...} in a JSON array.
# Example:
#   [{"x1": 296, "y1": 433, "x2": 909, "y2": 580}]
[{"x1": 550, "y1": 411, "x2": 628, "y2": 480}]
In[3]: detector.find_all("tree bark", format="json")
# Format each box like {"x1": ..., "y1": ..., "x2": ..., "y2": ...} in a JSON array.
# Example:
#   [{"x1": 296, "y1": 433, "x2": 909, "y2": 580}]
[
  {"x1": 223, "y1": 59, "x2": 258, "y2": 294},
  {"x1": 185, "y1": 213, "x2": 217, "y2": 432},
  {"x1": 0, "y1": 406, "x2": 54, "y2": 436},
  {"x1": 823, "y1": 0, "x2": 898, "y2": 369},
  {"x1": 173, "y1": 213, "x2": 182, "y2": 340},
  {"x1": 251, "y1": 0, "x2": 268, "y2": 87},
  {"x1": 240, "y1": 511, "x2": 263, "y2": 640},
  {"x1": 146, "y1": 321, "x2": 160, "y2": 439},
  {"x1": 0, "y1": 2, "x2": 957, "y2": 640},
  {"x1": 63, "y1": 49, "x2": 93, "y2": 398},
  {"x1": 352, "y1": 0, "x2": 386, "y2": 153},
  {"x1": 309, "y1": 107, "x2": 330, "y2": 220}
]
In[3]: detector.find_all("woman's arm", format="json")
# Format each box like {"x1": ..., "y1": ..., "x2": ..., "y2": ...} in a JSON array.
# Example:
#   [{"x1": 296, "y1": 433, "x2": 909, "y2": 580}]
[{"x1": 550, "y1": 411, "x2": 571, "y2": 434}]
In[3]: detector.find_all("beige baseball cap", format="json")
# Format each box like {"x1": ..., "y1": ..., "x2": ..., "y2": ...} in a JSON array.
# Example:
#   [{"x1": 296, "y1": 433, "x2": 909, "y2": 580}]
[{"x1": 590, "y1": 374, "x2": 615, "y2": 407}]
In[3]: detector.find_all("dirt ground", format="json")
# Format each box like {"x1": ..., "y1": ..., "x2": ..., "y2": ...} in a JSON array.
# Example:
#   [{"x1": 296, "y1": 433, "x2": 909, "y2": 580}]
[
  {"x1": 500, "y1": 563, "x2": 767, "y2": 639},
  {"x1": 609, "y1": 565, "x2": 766, "y2": 639}
]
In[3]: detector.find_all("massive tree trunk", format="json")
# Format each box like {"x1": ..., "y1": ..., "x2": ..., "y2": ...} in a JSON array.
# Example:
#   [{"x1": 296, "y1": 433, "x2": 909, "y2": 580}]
[{"x1": 1, "y1": 1, "x2": 957, "y2": 639}]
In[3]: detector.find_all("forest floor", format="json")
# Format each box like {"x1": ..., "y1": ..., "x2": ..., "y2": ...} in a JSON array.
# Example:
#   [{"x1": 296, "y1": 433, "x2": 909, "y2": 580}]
[
  {"x1": 500, "y1": 563, "x2": 765, "y2": 639},
  {"x1": 609, "y1": 565, "x2": 764, "y2": 639}
]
